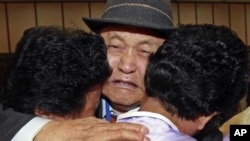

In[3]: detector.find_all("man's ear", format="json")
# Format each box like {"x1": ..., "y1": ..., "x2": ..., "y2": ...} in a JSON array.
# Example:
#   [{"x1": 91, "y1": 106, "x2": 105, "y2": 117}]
[
  {"x1": 35, "y1": 108, "x2": 69, "y2": 120},
  {"x1": 34, "y1": 108, "x2": 50, "y2": 118},
  {"x1": 196, "y1": 112, "x2": 217, "y2": 130}
]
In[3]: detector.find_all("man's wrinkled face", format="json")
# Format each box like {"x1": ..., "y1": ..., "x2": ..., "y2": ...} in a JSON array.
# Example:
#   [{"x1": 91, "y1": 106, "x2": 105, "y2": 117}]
[{"x1": 100, "y1": 25, "x2": 165, "y2": 112}]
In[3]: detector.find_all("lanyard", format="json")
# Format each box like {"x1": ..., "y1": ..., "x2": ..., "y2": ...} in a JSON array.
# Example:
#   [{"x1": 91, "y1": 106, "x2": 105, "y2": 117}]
[{"x1": 105, "y1": 100, "x2": 111, "y2": 122}]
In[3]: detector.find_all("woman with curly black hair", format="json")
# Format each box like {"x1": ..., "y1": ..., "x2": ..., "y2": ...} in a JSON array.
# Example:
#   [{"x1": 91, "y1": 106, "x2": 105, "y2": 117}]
[{"x1": 3, "y1": 26, "x2": 111, "y2": 119}]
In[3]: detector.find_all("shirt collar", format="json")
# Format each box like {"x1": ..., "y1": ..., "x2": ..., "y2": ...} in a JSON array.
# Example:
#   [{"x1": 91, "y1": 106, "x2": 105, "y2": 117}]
[{"x1": 101, "y1": 98, "x2": 140, "y2": 118}]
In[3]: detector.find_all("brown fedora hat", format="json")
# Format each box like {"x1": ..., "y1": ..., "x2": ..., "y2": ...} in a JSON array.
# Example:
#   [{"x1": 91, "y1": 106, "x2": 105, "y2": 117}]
[{"x1": 82, "y1": 0, "x2": 174, "y2": 33}]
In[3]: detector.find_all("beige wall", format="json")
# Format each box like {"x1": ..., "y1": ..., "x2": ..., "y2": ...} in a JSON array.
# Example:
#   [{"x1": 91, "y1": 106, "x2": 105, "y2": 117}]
[{"x1": 0, "y1": 1, "x2": 250, "y2": 53}]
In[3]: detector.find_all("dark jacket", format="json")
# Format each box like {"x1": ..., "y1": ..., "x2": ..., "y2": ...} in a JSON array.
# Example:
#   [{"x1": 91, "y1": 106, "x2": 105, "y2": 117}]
[{"x1": 0, "y1": 108, "x2": 34, "y2": 141}]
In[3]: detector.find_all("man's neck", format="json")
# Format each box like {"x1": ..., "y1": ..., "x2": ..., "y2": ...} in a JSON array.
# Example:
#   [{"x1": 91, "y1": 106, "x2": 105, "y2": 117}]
[
  {"x1": 139, "y1": 97, "x2": 177, "y2": 122},
  {"x1": 110, "y1": 103, "x2": 140, "y2": 114},
  {"x1": 139, "y1": 97, "x2": 165, "y2": 113}
]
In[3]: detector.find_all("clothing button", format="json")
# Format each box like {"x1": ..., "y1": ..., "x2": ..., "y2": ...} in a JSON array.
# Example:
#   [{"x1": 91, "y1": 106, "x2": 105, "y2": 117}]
[{"x1": 110, "y1": 114, "x2": 117, "y2": 123}]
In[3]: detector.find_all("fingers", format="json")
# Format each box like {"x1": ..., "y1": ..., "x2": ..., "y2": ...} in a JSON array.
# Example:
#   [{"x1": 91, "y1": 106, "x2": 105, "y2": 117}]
[
  {"x1": 100, "y1": 126, "x2": 150, "y2": 141},
  {"x1": 74, "y1": 122, "x2": 150, "y2": 141},
  {"x1": 71, "y1": 119, "x2": 150, "y2": 141},
  {"x1": 72, "y1": 117, "x2": 149, "y2": 135},
  {"x1": 76, "y1": 119, "x2": 149, "y2": 135},
  {"x1": 35, "y1": 117, "x2": 151, "y2": 141},
  {"x1": 111, "y1": 122, "x2": 149, "y2": 134},
  {"x1": 65, "y1": 116, "x2": 108, "y2": 128}
]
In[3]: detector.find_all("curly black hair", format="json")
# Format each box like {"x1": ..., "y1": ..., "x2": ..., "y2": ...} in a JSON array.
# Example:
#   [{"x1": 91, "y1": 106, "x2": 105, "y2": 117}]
[
  {"x1": 3, "y1": 26, "x2": 111, "y2": 117},
  {"x1": 145, "y1": 24, "x2": 248, "y2": 122}
]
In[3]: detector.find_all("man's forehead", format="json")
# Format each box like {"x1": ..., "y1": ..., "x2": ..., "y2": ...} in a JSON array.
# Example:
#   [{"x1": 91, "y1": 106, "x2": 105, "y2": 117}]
[{"x1": 100, "y1": 25, "x2": 166, "y2": 43}]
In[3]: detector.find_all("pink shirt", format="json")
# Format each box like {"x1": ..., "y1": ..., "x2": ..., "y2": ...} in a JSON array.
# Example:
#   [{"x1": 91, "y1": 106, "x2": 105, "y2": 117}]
[{"x1": 117, "y1": 111, "x2": 197, "y2": 141}]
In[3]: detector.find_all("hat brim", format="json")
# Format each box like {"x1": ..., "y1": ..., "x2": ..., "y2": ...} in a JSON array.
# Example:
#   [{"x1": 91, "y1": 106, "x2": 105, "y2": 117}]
[{"x1": 82, "y1": 17, "x2": 175, "y2": 34}]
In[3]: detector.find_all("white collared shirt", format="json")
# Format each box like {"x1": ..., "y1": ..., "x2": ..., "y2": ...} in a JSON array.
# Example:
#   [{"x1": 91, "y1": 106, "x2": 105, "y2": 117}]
[{"x1": 101, "y1": 98, "x2": 140, "y2": 119}]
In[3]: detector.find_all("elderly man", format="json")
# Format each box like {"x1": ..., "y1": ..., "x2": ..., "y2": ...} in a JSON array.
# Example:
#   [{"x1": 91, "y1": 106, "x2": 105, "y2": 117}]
[
  {"x1": 0, "y1": 0, "x2": 174, "y2": 141},
  {"x1": 82, "y1": 0, "x2": 173, "y2": 120}
]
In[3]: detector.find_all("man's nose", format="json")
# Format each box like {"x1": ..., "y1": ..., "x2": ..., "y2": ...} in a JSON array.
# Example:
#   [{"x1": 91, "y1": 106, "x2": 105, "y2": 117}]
[{"x1": 118, "y1": 48, "x2": 136, "y2": 74}]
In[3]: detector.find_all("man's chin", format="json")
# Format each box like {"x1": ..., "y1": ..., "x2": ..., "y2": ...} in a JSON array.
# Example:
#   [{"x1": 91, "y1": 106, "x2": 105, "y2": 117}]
[{"x1": 111, "y1": 102, "x2": 140, "y2": 113}]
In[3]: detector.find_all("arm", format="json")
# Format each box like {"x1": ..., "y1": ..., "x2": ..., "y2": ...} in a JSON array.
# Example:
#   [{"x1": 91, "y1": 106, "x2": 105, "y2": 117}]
[
  {"x1": 0, "y1": 109, "x2": 150, "y2": 141},
  {"x1": 34, "y1": 117, "x2": 150, "y2": 141}
]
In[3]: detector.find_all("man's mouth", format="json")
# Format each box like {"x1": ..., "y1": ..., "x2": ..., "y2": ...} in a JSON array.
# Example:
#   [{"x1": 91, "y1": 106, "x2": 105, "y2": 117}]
[{"x1": 111, "y1": 80, "x2": 138, "y2": 89}]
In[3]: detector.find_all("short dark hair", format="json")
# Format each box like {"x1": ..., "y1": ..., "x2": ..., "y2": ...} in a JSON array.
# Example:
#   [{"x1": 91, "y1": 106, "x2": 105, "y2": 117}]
[
  {"x1": 145, "y1": 24, "x2": 248, "y2": 122},
  {"x1": 3, "y1": 26, "x2": 111, "y2": 117}
]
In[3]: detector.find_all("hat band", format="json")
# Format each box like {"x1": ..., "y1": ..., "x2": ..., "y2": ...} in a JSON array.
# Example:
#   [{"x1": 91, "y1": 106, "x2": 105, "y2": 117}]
[{"x1": 103, "y1": 3, "x2": 173, "y2": 25}]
